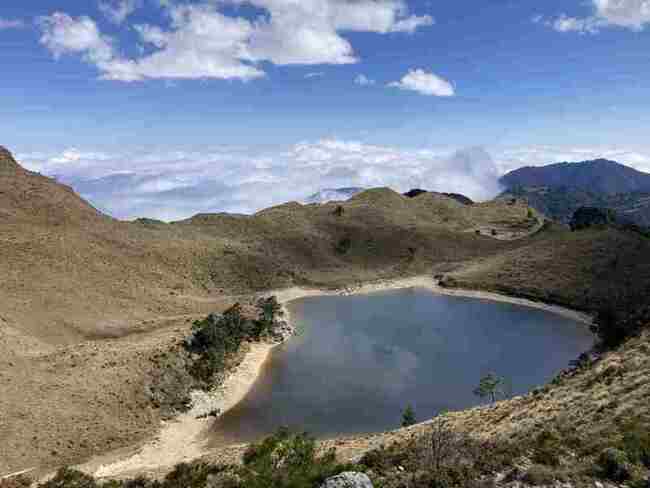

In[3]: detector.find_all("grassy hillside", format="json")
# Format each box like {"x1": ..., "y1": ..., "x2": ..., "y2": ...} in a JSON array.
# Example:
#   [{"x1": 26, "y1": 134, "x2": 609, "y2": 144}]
[
  {"x1": 443, "y1": 222, "x2": 650, "y2": 314},
  {"x1": 2, "y1": 146, "x2": 650, "y2": 478}
]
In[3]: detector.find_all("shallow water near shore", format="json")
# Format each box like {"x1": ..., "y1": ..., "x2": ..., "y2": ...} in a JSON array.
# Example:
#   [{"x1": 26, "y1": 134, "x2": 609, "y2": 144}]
[{"x1": 210, "y1": 287, "x2": 594, "y2": 444}]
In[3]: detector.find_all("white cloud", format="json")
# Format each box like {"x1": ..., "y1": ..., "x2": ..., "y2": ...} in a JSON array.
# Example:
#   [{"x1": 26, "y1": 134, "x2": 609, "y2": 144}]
[
  {"x1": 37, "y1": 13, "x2": 115, "y2": 65},
  {"x1": 354, "y1": 74, "x2": 375, "y2": 86},
  {"x1": 17, "y1": 140, "x2": 498, "y2": 220},
  {"x1": 543, "y1": 0, "x2": 650, "y2": 33},
  {"x1": 547, "y1": 14, "x2": 604, "y2": 34},
  {"x1": 17, "y1": 142, "x2": 650, "y2": 221},
  {"x1": 388, "y1": 69, "x2": 455, "y2": 97},
  {"x1": 38, "y1": 0, "x2": 434, "y2": 82},
  {"x1": 0, "y1": 18, "x2": 25, "y2": 30},
  {"x1": 594, "y1": 0, "x2": 650, "y2": 30},
  {"x1": 99, "y1": 0, "x2": 142, "y2": 25}
]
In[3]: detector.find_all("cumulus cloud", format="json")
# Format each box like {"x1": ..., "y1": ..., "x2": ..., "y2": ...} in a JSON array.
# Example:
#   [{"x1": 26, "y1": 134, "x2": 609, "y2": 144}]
[
  {"x1": 99, "y1": 0, "x2": 142, "y2": 24},
  {"x1": 541, "y1": 0, "x2": 650, "y2": 33},
  {"x1": 37, "y1": 13, "x2": 114, "y2": 64},
  {"x1": 388, "y1": 69, "x2": 455, "y2": 97},
  {"x1": 37, "y1": 0, "x2": 434, "y2": 81},
  {"x1": 0, "y1": 18, "x2": 25, "y2": 30},
  {"x1": 354, "y1": 74, "x2": 375, "y2": 86}
]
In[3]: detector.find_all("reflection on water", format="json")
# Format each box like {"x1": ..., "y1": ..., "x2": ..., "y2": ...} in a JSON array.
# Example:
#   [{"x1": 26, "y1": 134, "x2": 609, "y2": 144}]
[{"x1": 210, "y1": 288, "x2": 593, "y2": 444}]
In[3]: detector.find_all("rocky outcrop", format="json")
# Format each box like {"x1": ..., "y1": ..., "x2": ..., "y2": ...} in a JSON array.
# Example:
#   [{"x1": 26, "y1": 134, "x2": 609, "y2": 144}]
[{"x1": 320, "y1": 472, "x2": 373, "y2": 488}]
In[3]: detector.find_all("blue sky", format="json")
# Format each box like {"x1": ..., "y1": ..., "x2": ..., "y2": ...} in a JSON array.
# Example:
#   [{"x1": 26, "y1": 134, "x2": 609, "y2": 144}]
[{"x1": 2, "y1": 0, "x2": 650, "y2": 219}]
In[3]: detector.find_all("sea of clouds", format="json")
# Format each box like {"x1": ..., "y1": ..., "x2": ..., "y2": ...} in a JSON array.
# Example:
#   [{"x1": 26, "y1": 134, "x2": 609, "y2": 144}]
[{"x1": 16, "y1": 140, "x2": 650, "y2": 221}]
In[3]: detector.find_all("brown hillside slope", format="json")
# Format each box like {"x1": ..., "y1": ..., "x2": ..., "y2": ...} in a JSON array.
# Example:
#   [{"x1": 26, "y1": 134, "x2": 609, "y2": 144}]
[
  {"x1": 0, "y1": 150, "x2": 540, "y2": 474},
  {"x1": 443, "y1": 222, "x2": 650, "y2": 312},
  {"x1": 1, "y1": 146, "x2": 650, "y2": 476}
]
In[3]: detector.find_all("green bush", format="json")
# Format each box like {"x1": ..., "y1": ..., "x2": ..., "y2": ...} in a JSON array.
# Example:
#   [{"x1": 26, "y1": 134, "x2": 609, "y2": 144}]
[
  {"x1": 531, "y1": 430, "x2": 564, "y2": 467},
  {"x1": 335, "y1": 237, "x2": 352, "y2": 255},
  {"x1": 186, "y1": 300, "x2": 282, "y2": 384},
  {"x1": 38, "y1": 468, "x2": 97, "y2": 488},
  {"x1": 597, "y1": 448, "x2": 631, "y2": 482},
  {"x1": 401, "y1": 405, "x2": 417, "y2": 427},
  {"x1": 620, "y1": 420, "x2": 650, "y2": 468},
  {"x1": 241, "y1": 428, "x2": 348, "y2": 488}
]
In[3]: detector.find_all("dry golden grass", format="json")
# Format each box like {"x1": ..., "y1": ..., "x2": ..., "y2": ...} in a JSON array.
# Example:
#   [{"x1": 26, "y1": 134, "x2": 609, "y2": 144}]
[{"x1": 1, "y1": 147, "x2": 649, "y2": 476}]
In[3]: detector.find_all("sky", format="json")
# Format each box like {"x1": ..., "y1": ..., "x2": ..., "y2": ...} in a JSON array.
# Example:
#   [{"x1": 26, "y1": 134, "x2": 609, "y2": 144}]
[{"x1": 1, "y1": 0, "x2": 650, "y2": 220}]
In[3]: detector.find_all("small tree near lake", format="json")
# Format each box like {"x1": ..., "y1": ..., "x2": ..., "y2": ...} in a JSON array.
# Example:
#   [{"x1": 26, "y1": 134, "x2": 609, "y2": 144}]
[
  {"x1": 473, "y1": 373, "x2": 507, "y2": 404},
  {"x1": 401, "y1": 404, "x2": 417, "y2": 427}
]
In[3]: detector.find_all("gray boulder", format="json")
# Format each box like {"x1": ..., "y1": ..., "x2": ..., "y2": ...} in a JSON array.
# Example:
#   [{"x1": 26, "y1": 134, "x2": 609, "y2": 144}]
[{"x1": 320, "y1": 472, "x2": 373, "y2": 488}]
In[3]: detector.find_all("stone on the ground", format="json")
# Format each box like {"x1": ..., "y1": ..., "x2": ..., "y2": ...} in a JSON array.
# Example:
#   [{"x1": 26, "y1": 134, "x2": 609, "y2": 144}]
[{"x1": 320, "y1": 472, "x2": 373, "y2": 488}]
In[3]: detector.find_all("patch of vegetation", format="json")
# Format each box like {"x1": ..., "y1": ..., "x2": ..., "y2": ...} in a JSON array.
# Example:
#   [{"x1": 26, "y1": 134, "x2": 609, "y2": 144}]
[
  {"x1": 335, "y1": 237, "x2": 352, "y2": 255},
  {"x1": 360, "y1": 415, "x2": 524, "y2": 488},
  {"x1": 596, "y1": 448, "x2": 632, "y2": 482},
  {"x1": 39, "y1": 467, "x2": 97, "y2": 488},
  {"x1": 521, "y1": 465, "x2": 557, "y2": 486},
  {"x1": 591, "y1": 303, "x2": 649, "y2": 350},
  {"x1": 185, "y1": 297, "x2": 284, "y2": 385},
  {"x1": 620, "y1": 419, "x2": 650, "y2": 469},
  {"x1": 38, "y1": 430, "x2": 352, "y2": 488},
  {"x1": 401, "y1": 404, "x2": 417, "y2": 427},
  {"x1": 240, "y1": 427, "x2": 351, "y2": 488},
  {"x1": 531, "y1": 429, "x2": 565, "y2": 467},
  {"x1": 0, "y1": 475, "x2": 33, "y2": 488},
  {"x1": 473, "y1": 373, "x2": 507, "y2": 404}
]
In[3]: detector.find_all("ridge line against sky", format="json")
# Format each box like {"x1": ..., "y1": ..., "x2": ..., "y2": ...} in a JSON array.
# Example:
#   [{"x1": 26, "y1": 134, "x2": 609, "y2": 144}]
[{"x1": 1, "y1": 0, "x2": 650, "y2": 219}]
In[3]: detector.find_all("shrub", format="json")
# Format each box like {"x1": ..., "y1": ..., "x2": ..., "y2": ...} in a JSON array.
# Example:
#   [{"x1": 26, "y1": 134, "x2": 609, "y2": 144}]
[
  {"x1": 335, "y1": 237, "x2": 352, "y2": 255},
  {"x1": 473, "y1": 373, "x2": 507, "y2": 404},
  {"x1": 521, "y1": 465, "x2": 557, "y2": 485},
  {"x1": 620, "y1": 420, "x2": 650, "y2": 468},
  {"x1": 186, "y1": 300, "x2": 282, "y2": 384},
  {"x1": 38, "y1": 468, "x2": 97, "y2": 488},
  {"x1": 531, "y1": 430, "x2": 564, "y2": 467},
  {"x1": 597, "y1": 448, "x2": 631, "y2": 482},
  {"x1": 401, "y1": 405, "x2": 417, "y2": 427},
  {"x1": 241, "y1": 428, "x2": 348, "y2": 488},
  {"x1": 591, "y1": 303, "x2": 643, "y2": 350}
]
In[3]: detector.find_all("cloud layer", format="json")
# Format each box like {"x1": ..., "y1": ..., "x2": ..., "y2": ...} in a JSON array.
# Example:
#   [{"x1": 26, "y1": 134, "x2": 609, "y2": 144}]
[
  {"x1": 37, "y1": 0, "x2": 433, "y2": 82},
  {"x1": 18, "y1": 142, "x2": 650, "y2": 222}
]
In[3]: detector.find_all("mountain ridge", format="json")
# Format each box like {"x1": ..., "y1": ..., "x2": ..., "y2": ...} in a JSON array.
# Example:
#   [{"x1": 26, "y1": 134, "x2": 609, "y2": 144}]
[{"x1": 501, "y1": 158, "x2": 650, "y2": 195}]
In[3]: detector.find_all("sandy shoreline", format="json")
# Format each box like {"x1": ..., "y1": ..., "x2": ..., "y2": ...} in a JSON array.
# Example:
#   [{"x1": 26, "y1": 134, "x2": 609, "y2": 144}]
[
  {"x1": 273, "y1": 275, "x2": 593, "y2": 325},
  {"x1": 85, "y1": 275, "x2": 592, "y2": 479}
]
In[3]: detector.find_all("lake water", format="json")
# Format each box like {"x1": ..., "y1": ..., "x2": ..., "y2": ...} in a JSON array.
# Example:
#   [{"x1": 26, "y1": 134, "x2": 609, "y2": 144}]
[{"x1": 210, "y1": 288, "x2": 593, "y2": 444}]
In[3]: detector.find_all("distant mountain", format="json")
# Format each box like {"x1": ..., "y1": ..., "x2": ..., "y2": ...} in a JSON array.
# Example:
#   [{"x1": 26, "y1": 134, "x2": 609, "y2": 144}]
[
  {"x1": 500, "y1": 159, "x2": 650, "y2": 227},
  {"x1": 500, "y1": 159, "x2": 650, "y2": 195},
  {"x1": 304, "y1": 187, "x2": 365, "y2": 204}
]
